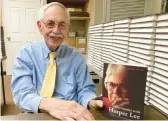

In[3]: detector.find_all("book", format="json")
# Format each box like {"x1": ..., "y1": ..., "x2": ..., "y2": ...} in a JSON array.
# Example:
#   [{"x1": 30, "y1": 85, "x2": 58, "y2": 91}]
[{"x1": 102, "y1": 63, "x2": 147, "y2": 120}]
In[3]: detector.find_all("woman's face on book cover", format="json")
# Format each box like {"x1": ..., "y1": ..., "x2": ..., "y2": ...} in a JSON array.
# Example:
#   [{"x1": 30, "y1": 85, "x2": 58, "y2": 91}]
[{"x1": 105, "y1": 65, "x2": 130, "y2": 108}]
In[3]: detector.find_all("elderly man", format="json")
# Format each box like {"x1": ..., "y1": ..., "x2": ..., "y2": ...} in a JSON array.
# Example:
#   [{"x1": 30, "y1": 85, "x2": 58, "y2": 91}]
[
  {"x1": 11, "y1": 2, "x2": 102, "y2": 120},
  {"x1": 103, "y1": 64, "x2": 130, "y2": 111}
]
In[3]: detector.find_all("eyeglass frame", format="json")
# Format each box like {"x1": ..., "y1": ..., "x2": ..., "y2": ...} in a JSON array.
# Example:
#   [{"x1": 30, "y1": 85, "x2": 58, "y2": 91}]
[
  {"x1": 41, "y1": 20, "x2": 70, "y2": 30},
  {"x1": 106, "y1": 82, "x2": 128, "y2": 93}
]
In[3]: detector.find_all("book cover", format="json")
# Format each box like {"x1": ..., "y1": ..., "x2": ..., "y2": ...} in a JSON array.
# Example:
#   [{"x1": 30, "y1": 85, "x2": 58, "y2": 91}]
[{"x1": 102, "y1": 63, "x2": 147, "y2": 120}]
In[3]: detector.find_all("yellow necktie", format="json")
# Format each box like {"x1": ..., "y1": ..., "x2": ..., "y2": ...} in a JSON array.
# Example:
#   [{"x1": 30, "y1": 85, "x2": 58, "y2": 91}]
[{"x1": 40, "y1": 52, "x2": 56, "y2": 97}]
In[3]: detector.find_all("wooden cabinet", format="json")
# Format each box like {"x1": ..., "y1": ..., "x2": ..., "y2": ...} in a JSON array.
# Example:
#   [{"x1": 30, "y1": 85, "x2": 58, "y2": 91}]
[{"x1": 67, "y1": 17, "x2": 89, "y2": 55}]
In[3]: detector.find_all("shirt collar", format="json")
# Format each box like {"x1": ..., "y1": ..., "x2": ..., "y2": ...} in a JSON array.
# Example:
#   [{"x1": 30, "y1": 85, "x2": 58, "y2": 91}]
[{"x1": 41, "y1": 37, "x2": 63, "y2": 59}]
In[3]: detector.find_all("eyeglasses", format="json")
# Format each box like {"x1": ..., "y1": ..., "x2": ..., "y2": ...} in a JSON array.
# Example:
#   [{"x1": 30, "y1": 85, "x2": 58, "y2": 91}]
[
  {"x1": 41, "y1": 20, "x2": 69, "y2": 30},
  {"x1": 107, "y1": 82, "x2": 128, "y2": 92}
]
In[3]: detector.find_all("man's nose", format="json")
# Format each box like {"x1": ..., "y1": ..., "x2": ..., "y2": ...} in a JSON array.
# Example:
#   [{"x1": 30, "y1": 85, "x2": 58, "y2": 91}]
[
  {"x1": 52, "y1": 25, "x2": 61, "y2": 33},
  {"x1": 113, "y1": 86, "x2": 119, "y2": 94}
]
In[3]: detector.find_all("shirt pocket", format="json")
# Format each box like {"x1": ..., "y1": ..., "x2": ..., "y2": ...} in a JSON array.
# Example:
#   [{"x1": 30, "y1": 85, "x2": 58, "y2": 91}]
[
  {"x1": 59, "y1": 72, "x2": 76, "y2": 96},
  {"x1": 62, "y1": 72, "x2": 75, "y2": 85}
]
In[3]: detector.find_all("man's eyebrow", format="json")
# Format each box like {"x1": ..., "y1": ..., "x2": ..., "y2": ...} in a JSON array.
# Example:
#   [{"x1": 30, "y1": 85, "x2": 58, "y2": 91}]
[
  {"x1": 59, "y1": 21, "x2": 67, "y2": 24},
  {"x1": 48, "y1": 19, "x2": 54, "y2": 21},
  {"x1": 59, "y1": 22, "x2": 66, "y2": 24},
  {"x1": 47, "y1": 20, "x2": 66, "y2": 24},
  {"x1": 44, "y1": 19, "x2": 54, "y2": 22}
]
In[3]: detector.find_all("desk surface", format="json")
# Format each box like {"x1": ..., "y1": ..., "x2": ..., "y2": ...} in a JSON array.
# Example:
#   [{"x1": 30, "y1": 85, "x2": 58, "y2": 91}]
[{"x1": 1, "y1": 106, "x2": 168, "y2": 120}]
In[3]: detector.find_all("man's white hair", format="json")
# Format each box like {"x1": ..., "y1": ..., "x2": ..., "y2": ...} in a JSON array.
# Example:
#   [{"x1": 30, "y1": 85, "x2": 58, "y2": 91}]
[
  {"x1": 104, "y1": 64, "x2": 127, "y2": 83},
  {"x1": 38, "y1": 2, "x2": 70, "y2": 22}
]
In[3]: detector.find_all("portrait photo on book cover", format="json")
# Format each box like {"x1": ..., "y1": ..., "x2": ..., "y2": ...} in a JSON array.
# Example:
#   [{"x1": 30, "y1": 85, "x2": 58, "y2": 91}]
[{"x1": 102, "y1": 63, "x2": 147, "y2": 120}]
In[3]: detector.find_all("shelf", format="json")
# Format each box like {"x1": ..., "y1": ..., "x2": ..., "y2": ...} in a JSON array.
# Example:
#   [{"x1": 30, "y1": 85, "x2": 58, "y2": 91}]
[
  {"x1": 70, "y1": 17, "x2": 90, "y2": 20},
  {"x1": 47, "y1": 0, "x2": 88, "y2": 8},
  {"x1": 48, "y1": 0, "x2": 88, "y2": 4}
]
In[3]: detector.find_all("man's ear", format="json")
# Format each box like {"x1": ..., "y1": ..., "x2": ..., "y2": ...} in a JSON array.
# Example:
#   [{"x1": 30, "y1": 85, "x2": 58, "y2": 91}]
[{"x1": 37, "y1": 21, "x2": 43, "y2": 34}]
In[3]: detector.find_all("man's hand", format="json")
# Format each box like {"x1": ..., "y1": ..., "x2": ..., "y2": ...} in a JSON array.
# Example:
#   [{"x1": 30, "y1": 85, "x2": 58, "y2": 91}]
[
  {"x1": 88, "y1": 99, "x2": 103, "y2": 109},
  {"x1": 111, "y1": 98, "x2": 130, "y2": 108},
  {"x1": 39, "y1": 98, "x2": 94, "y2": 120}
]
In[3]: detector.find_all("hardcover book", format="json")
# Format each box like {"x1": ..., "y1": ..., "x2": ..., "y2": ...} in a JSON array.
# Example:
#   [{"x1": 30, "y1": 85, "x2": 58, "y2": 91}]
[{"x1": 102, "y1": 63, "x2": 147, "y2": 120}]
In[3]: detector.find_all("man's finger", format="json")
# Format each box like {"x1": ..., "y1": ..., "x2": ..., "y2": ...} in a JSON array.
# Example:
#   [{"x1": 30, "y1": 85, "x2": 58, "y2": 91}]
[
  {"x1": 68, "y1": 111, "x2": 79, "y2": 120},
  {"x1": 111, "y1": 98, "x2": 130, "y2": 107},
  {"x1": 111, "y1": 98, "x2": 122, "y2": 106},
  {"x1": 64, "y1": 116, "x2": 75, "y2": 121},
  {"x1": 72, "y1": 103, "x2": 94, "y2": 120},
  {"x1": 89, "y1": 100, "x2": 103, "y2": 109},
  {"x1": 81, "y1": 109, "x2": 94, "y2": 120},
  {"x1": 118, "y1": 101, "x2": 130, "y2": 107}
]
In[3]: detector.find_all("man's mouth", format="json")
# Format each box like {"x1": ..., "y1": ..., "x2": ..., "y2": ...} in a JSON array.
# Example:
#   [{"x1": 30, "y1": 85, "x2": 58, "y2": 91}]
[{"x1": 49, "y1": 36, "x2": 62, "y2": 40}]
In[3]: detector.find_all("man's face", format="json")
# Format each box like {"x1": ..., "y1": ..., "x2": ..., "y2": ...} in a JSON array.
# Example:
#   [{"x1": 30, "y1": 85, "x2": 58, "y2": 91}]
[
  {"x1": 105, "y1": 66, "x2": 130, "y2": 108},
  {"x1": 37, "y1": 6, "x2": 69, "y2": 51}
]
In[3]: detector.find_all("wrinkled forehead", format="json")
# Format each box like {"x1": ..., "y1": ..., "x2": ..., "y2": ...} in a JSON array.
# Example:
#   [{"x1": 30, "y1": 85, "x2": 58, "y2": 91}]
[
  {"x1": 106, "y1": 73, "x2": 127, "y2": 84},
  {"x1": 106, "y1": 65, "x2": 127, "y2": 75},
  {"x1": 105, "y1": 65, "x2": 127, "y2": 84},
  {"x1": 43, "y1": 5, "x2": 69, "y2": 23}
]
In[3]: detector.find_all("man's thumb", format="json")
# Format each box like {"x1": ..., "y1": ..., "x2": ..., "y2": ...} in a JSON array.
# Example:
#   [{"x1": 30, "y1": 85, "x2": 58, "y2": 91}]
[{"x1": 89, "y1": 100, "x2": 103, "y2": 109}]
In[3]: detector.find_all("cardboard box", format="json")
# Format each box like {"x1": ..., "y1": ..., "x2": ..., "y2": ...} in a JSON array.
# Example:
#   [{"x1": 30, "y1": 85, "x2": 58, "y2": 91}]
[
  {"x1": 76, "y1": 37, "x2": 86, "y2": 46},
  {"x1": 76, "y1": 37, "x2": 86, "y2": 54},
  {"x1": 77, "y1": 47, "x2": 86, "y2": 54},
  {"x1": 68, "y1": 32, "x2": 76, "y2": 37},
  {"x1": 67, "y1": 37, "x2": 76, "y2": 47}
]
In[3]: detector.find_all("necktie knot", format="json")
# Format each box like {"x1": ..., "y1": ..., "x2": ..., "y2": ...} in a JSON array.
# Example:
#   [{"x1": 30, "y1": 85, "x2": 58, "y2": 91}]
[{"x1": 49, "y1": 52, "x2": 56, "y2": 60}]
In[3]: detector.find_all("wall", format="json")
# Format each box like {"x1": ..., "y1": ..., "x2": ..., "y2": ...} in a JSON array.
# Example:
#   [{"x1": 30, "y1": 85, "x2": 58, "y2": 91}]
[
  {"x1": 1, "y1": 0, "x2": 7, "y2": 73},
  {"x1": 41, "y1": 0, "x2": 47, "y2": 6},
  {"x1": 87, "y1": 0, "x2": 163, "y2": 26},
  {"x1": 93, "y1": 0, "x2": 104, "y2": 25},
  {"x1": 1, "y1": 0, "x2": 4, "y2": 106},
  {"x1": 86, "y1": 0, "x2": 104, "y2": 25},
  {"x1": 0, "y1": 0, "x2": 2, "y2": 25},
  {"x1": 144, "y1": 0, "x2": 162, "y2": 15},
  {"x1": 86, "y1": 0, "x2": 94, "y2": 25}
]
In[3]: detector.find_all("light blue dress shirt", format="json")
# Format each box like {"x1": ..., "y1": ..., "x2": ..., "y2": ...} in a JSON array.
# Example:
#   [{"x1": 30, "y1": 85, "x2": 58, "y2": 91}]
[{"x1": 11, "y1": 38, "x2": 96, "y2": 113}]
